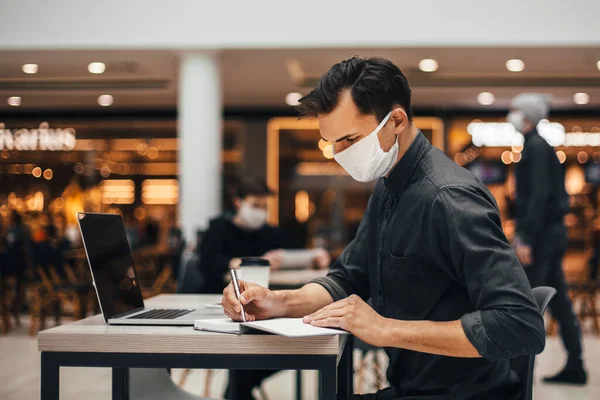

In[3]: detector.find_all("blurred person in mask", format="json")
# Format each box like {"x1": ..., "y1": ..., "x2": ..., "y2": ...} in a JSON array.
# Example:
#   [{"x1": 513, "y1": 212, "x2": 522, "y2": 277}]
[
  {"x1": 197, "y1": 176, "x2": 288, "y2": 296},
  {"x1": 508, "y1": 93, "x2": 587, "y2": 385},
  {"x1": 197, "y1": 176, "x2": 329, "y2": 294},
  {"x1": 221, "y1": 57, "x2": 546, "y2": 400},
  {"x1": 198, "y1": 176, "x2": 328, "y2": 400}
]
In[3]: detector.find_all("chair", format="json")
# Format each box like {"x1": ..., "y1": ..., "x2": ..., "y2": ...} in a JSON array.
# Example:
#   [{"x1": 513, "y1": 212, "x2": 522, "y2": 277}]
[
  {"x1": 129, "y1": 368, "x2": 211, "y2": 400},
  {"x1": 510, "y1": 286, "x2": 556, "y2": 400}
]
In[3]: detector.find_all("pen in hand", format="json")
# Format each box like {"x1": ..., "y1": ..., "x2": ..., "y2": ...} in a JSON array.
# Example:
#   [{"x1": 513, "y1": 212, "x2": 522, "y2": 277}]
[{"x1": 230, "y1": 269, "x2": 246, "y2": 322}]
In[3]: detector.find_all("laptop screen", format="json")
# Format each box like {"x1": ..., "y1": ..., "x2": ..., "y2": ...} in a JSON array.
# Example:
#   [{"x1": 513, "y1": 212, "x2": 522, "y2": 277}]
[{"x1": 78, "y1": 213, "x2": 144, "y2": 319}]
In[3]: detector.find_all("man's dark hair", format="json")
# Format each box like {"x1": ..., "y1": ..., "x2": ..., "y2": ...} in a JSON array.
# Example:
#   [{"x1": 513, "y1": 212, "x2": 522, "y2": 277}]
[
  {"x1": 296, "y1": 57, "x2": 413, "y2": 122},
  {"x1": 233, "y1": 176, "x2": 272, "y2": 199}
]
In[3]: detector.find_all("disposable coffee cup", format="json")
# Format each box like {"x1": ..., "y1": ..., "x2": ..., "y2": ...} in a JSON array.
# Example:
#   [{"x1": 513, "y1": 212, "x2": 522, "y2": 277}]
[{"x1": 238, "y1": 257, "x2": 271, "y2": 287}]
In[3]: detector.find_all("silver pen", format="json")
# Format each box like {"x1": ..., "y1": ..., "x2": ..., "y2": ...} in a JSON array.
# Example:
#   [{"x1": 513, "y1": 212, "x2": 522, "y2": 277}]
[{"x1": 230, "y1": 269, "x2": 246, "y2": 322}]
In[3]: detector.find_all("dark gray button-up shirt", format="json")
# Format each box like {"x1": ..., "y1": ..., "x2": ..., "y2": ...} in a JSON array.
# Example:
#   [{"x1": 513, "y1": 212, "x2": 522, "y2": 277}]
[{"x1": 313, "y1": 132, "x2": 545, "y2": 399}]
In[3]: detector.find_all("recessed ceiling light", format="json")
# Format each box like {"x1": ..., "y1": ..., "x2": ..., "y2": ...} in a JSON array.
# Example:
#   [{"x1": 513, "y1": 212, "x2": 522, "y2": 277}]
[
  {"x1": 573, "y1": 92, "x2": 590, "y2": 105},
  {"x1": 97, "y1": 94, "x2": 114, "y2": 107},
  {"x1": 7, "y1": 96, "x2": 22, "y2": 107},
  {"x1": 477, "y1": 92, "x2": 495, "y2": 106},
  {"x1": 418, "y1": 59, "x2": 439, "y2": 73},
  {"x1": 88, "y1": 62, "x2": 106, "y2": 74},
  {"x1": 22, "y1": 64, "x2": 38, "y2": 74},
  {"x1": 506, "y1": 59, "x2": 525, "y2": 72},
  {"x1": 285, "y1": 92, "x2": 302, "y2": 106}
]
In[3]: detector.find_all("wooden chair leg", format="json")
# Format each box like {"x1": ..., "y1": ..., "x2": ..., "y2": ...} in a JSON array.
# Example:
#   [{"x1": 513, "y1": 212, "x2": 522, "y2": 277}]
[
  {"x1": 587, "y1": 293, "x2": 600, "y2": 335},
  {"x1": 373, "y1": 353, "x2": 383, "y2": 390},
  {"x1": 203, "y1": 369, "x2": 214, "y2": 397},
  {"x1": 355, "y1": 353, "x2": 365, "y2": 394},
  {"x1": 178, "y1": 368, "x2": 190, "y2": 387}
]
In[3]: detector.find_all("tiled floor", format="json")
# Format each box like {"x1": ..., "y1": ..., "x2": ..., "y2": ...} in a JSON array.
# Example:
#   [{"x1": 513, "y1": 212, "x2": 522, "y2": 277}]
[{"x1": 1, "y1": 316, "x2": 599, "y2": 400}]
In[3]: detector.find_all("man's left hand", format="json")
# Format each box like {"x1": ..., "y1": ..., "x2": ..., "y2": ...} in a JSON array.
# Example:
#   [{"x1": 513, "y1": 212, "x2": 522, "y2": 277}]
[{"x1": 303, "y1": 295, "x2": 389, "y2": 347}]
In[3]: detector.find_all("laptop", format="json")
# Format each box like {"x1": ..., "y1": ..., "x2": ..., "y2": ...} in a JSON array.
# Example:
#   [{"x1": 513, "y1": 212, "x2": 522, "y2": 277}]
[{"x1": 78, "y1": 212, "x2": 222, "y2": 325}]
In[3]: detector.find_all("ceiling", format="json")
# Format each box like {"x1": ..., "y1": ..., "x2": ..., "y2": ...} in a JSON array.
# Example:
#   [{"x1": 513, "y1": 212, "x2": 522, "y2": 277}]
[{"x1": 0, "y1": 47, "x2": 599, "y2": 112}]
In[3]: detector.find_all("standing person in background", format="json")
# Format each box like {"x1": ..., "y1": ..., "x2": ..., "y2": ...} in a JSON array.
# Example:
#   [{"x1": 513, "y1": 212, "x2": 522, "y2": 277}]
[{"x1": 508, "y1": 93, "x2": 587, "y2": 385}]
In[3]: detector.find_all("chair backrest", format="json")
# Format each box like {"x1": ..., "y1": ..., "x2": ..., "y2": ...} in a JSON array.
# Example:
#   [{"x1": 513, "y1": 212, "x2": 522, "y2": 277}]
[
  {"x1": 176, "y1": 251, "x2": 204, "y2": 294},
  {"x1": 510, "y1": 286, "x2": 556, "y2": 400}
]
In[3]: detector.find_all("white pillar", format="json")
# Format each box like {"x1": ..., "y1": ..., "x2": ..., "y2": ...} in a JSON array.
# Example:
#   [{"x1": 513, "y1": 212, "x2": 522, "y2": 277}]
[{"x1": 178, "y1": 51, "x2": 222, "y2": 244}]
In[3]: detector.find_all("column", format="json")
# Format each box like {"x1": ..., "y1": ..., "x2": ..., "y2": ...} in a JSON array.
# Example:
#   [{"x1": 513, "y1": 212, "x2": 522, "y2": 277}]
[{"x1": 178, "y1": 51, "x2": 222, "y2": 244}]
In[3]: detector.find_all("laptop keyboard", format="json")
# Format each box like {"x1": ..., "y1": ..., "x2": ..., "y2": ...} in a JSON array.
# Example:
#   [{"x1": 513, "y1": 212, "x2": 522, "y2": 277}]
[{"x1": 127, "y1": 309, "x2": 194, "y2": 320}]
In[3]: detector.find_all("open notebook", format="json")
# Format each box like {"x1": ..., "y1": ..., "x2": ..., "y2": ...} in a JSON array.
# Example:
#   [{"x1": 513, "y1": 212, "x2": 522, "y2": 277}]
[{"x1": 194, "y1": 317, "x2": 346, "y2": 337}]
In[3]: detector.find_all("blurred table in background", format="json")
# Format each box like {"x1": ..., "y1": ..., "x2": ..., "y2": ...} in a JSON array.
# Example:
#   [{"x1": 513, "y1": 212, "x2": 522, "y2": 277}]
[{"x1": 269, "y1": 269, "x2": 328, "y2": 290}]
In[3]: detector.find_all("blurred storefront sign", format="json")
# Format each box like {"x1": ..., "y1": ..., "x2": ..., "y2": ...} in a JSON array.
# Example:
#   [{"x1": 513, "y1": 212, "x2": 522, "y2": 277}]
[
  {"x1": 467, "y1": 120, "x2": 600, "y2": 148},
  {"x1": 0, "y1": 122, "x2": 76, "y2": 151}
]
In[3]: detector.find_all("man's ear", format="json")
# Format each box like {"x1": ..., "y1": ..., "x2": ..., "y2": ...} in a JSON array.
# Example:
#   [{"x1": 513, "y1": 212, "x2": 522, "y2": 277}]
[
  {"x1": 391, "y1": 107, "x2": 409, "y2": 134},
  {"x1": 233, "y1": 198, "x2": 242, "y2": 211}
]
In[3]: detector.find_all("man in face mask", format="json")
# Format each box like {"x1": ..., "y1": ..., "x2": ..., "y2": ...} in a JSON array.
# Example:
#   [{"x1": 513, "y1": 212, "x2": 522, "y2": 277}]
[
  {"x1": 222, "y1": 57, "x2": 546, "y2": 400},
  {"x1": 197, "y1": 176, "x2": 286, "y2": 294},
  {"x1": 508, "y1": 93, "x2": 587, "y2": 385}
]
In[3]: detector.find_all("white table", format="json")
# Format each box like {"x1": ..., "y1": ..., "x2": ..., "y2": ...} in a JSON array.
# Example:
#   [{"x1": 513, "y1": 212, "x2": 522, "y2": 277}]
[{"x1": 38, "y1": 294, "x2": 352, "y2": 400}]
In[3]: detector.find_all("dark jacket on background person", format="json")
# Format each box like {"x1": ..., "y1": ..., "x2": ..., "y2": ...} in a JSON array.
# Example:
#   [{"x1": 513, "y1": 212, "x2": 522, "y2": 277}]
[
  {"x1": 514, "y1": 129, "x2": 569, "y2": 248},
  {"x1": 313, "y1": 132, "x2": 545, "y2": 399},
  {"x1": 197, "y1": 213, "x2": 288, "y2": 294}
]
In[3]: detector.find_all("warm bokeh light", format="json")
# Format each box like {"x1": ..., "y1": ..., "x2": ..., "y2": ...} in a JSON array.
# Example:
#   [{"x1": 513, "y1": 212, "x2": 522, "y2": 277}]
[
  {"x1": 510, "y1": 151, "x2": 522, "y2": 163},
  {"x1": 7, "y1": 96, "x2": 22, "y2": 107},
  {"x1": 285, "y1": 92, "x2": 302, "y2": 106},
  {"x1": 318, "y1": 139, "x2": 328, "y2": 151},
  {"x1": 22, "y1": 63, "x2": 38, "y2": 74},
  {"x1": 556, "y1": 150, "x2": 567, "y2": 164},
  {"x1": 295, "y1": 190, "x2": 310, "y2": 223},
  {"x1": 501, "y1": 151, "x2": 512, "y2": 165},
  {"x1": 88, "y1": 62, "x2": 106, "y2": 74},
  {"x1": 97, "y1": 94, "x2": 114, "y2": 107},
  {"x1": 506, "y1": 59, "x2": 525, "y2": 72},
  {"x1": 418, "y1": 59, "x2": 439, "y2": 72},
  {"x1": 322, "y1": 144, "x2": 334, "y2": 159},
  {"x1": 577, "y1": 151, "x2": 589, "y2": 164},
  {"x1": 477, "y1": 92, "x2": 495, "y2": 106},
  {"x1": 32, "y1": 167, "x2": 42, "y2": 178},
  {"x1": 141, "y1": 179, "x2": 179, "y2": 204},
  {"x1": 43, "y1": 168, "x2": 53, "y2": 180},
  {"x1": 147, "y1": 146, "x2": 159, "y2": 159}
]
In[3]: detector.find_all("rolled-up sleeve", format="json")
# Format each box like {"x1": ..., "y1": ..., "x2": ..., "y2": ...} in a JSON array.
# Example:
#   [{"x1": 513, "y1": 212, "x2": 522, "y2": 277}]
[
  {"x1": 428, "y1": 185, "x2": 546, "y2": 360},
  {"x1": 311, "y1": 194, "x2": 373, "y2": 302}
]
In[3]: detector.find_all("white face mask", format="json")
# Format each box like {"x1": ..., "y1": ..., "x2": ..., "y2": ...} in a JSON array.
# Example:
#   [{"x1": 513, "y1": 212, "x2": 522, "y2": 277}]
[
  {"x1": 238, "y1": 201, "x2": 267, "y2": 229},
  {"x1": 333, "y1": 111, "x2": 398, "y2": 182},
  {"x1": 507, "y1": 110, "x2": 527, "y2": 133}
]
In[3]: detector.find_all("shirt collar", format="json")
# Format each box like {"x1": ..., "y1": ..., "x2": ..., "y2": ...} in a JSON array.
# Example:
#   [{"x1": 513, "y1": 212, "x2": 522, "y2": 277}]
[
  {"x1": 523, "y1": 128, "x2": 539, "y2": 143},
  {"x1": 384, "y1": 131, "x2": 431, "y2": 194}
]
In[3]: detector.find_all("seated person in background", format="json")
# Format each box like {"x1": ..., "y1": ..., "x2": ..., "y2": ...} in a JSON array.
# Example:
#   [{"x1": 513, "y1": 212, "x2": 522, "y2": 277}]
[
  {"x1": 197, "y1": 176, "x2": 328, "y2": 295},
  {"x1": 198, "y1": 176, "x2": 328, "y2": 400}
]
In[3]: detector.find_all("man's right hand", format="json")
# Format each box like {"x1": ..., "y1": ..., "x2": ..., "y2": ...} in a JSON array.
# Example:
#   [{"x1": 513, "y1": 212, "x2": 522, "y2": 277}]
[{"x1": 222, "y1": 280, "x2": 282, "y2": 322}]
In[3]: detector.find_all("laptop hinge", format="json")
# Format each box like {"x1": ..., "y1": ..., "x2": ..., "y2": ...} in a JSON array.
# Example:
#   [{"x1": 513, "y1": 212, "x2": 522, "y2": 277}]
[{"x1": 110, "y1": 307, "x2": 145, "y2": 319}]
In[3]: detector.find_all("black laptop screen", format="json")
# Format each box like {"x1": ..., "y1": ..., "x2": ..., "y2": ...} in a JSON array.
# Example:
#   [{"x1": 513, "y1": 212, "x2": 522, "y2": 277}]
[{"x1": 78, "y1": 213, "x2": 144, "y2": 319}]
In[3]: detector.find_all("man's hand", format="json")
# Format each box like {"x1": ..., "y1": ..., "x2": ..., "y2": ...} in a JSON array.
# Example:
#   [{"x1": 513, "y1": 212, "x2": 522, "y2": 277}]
[
  {"x1": 262, "y1": 249, "x2": 284, "y2": 270},
  {"x1": 303, "y1": 295, "x2": 389, "y2": 347},
  {"x1": 515, "y1": 244, "x2": 533, "y2": 266},
  {"x1": 222, "y1": 280, "x2": 282, "y2": 321},
  {"x1": 313, "y1": 248, "x2": 331, "y2": 269}
]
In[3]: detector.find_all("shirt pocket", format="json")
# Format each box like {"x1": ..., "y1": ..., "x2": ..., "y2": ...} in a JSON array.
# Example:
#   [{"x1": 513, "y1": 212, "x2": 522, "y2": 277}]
[{"x1": 381, "y1": 254, "x2": 439, "y2": 320}]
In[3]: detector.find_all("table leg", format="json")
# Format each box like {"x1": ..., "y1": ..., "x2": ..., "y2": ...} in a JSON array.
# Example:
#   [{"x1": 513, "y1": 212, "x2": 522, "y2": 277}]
[
  {"x1": 338, "y1": 335, "x2": 354, "y2": 398},
  {"x1": 41, "y1": 352, "x2": 59, "y2": 400},
  {"x1": 295, "y1": 370, "x2": 303, "y2": 400},
  {"x1": 112, "y1": 367, "x2": 129, "y2": 400},
  {"x1": 319, "y1": 358, "x2": 337, "y2": 400}
]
